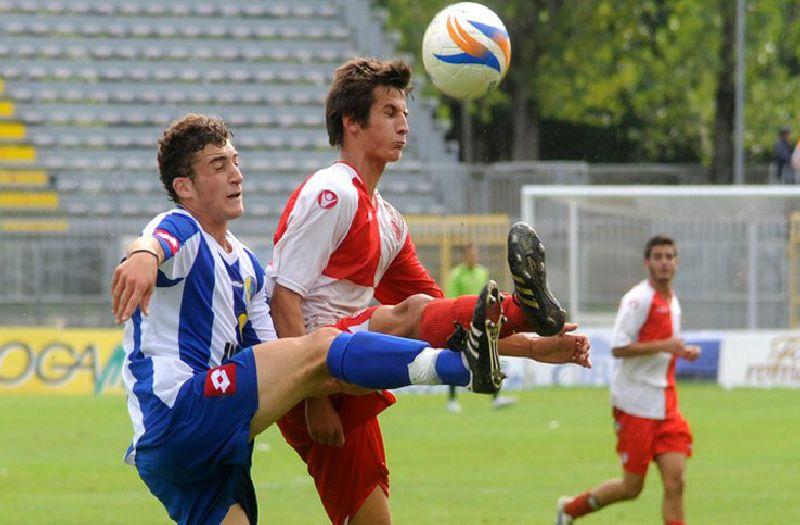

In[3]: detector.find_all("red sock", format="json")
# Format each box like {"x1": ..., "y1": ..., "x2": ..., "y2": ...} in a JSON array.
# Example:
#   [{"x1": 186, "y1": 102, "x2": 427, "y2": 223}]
[
  {"x1": 500, "y1": 292, "x2": 536, "y2": 334},
  {"x1": 665, "y1": 521, "x2": 685, "y2": 525},
  {"x1": 564, "y1": 492, "x2": 597, "y2": 518},
  {"x1": 418, "y1": 293, "x2": 534, "y2": 348}
]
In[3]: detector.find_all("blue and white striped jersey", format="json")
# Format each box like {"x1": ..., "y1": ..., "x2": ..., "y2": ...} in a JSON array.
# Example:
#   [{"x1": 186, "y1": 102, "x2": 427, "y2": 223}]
[{"x1": 122, "y1": 208, "x2": 275, "y2": 464}]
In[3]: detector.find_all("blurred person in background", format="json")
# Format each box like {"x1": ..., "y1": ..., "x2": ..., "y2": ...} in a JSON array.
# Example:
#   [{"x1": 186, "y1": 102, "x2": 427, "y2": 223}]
[
  {"x1": 774, "y1": 126, "x2": 794, "y2": 184},
  {"x1": 444, "y1": 243, "x2": 517, "y2": 412},
  {"x1": 556, "y1": 235, "x2": 700, "y2": 525}
]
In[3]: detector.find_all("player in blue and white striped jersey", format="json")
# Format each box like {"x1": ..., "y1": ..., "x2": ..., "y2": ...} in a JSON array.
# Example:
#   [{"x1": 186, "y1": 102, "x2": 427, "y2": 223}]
[
  {"x1": 120, "y1": 206, "x2": 275, "y2": 464},
  {"x1": 111, "y1": 114, "x2": 505, "y2": 525}
]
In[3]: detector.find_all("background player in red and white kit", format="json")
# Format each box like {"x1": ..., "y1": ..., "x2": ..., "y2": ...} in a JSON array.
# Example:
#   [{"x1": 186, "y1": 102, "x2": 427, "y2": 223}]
[
  {"x1": 556, "y1": 235, "x2": 700, "y2": 525},
  {"x1": 269, "y1": 57, "x2": 582, "y2": 525}
]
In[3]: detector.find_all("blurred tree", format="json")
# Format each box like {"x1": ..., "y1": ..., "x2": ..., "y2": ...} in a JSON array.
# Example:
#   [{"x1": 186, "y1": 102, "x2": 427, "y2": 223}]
[
  {"x1": 744, "y1": 1, "x2": 800, "y2": 161},
  {"x1": 378, "y1": 0, "x2": 800, "y2": 167}
]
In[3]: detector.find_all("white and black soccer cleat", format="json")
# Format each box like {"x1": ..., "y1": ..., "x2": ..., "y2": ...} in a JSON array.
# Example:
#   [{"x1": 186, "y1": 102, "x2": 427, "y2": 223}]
[
  {"x1": 507, "y1": 222, "x2": 566, "y2": 337},
  {"x1": 447, "y1": 280, "x2": 504, "y2": 394}
]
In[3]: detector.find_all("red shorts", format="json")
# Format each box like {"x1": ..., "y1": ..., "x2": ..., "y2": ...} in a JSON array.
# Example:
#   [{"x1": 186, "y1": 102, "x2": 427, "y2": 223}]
[
  {"x1": 613, "y1": 407, "x2": 693, "y2": 476},
  {"x1": 276, "y1": 306, "x2": 396, "y2": 525}
]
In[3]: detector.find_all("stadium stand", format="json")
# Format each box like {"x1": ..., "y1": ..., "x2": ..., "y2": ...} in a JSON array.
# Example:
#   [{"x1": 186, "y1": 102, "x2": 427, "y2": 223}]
[{"x1": 0, "y1": 0, "x2": 457, "y2": 243}]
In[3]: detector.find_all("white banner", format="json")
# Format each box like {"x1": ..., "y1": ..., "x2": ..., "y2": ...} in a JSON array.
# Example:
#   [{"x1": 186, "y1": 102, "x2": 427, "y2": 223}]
[
  {"x1": 718, "y1": 331, "x2": 800, "y2": 388},
  {"x1": 396, "y1": 329, "x2": 798, "y2": 393}
]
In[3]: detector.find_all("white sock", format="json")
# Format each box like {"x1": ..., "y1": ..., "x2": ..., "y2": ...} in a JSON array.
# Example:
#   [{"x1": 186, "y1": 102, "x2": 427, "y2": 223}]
[{"x1": 406, "y1": 347, "x2": 444, "y2": 385}]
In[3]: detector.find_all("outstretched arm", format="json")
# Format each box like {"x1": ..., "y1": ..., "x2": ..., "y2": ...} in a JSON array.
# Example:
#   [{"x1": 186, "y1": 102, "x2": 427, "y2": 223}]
[
  {"x1": 111, "y1": 236, "x2": 164, "y2": 323},
  {"x1": 613, "y1": 338, "x2": 700, "y2": 361},
  {"x1": 498, "y1": 323, "x2": 591, "y2": 368}
]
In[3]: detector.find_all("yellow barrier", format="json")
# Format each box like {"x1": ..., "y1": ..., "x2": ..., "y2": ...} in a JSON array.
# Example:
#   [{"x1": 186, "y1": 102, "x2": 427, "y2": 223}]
[
  {"x1": 0, "y1": 100, "x2": 13, "y2": 117},
  {"x1": 0, "y1": 144, "x2": 35, "y2": 162},
  {"x1": 0, "y1": 328, "x2": 125, "y2": 395},
  {"x1": 0, "y1": 170, "x2": 49, "y2": 187},
  {"x1": 1, "y1": 219, "x2": 69, "y2": 232},
  {"x1": 0, "y1": 191, "x2": 58, "y2": 208},
  {"x1": 0, "y1": 122, "x2": 25, "y2": 140}
]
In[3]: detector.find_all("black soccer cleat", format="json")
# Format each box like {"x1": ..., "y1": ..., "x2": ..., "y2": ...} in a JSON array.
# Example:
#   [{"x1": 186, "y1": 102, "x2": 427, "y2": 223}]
[
  {"x1": 507, "y1": 222, "x2": 566, "y2": 337},
  {"x1": 447, "y1": 280, "x2": 504, "y2": 394}
]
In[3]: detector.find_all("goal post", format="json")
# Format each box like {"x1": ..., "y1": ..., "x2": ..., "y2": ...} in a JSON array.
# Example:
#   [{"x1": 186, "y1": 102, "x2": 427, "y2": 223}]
[{"x1": 521, "y1": 185, "x2": 800, "y2": 330}]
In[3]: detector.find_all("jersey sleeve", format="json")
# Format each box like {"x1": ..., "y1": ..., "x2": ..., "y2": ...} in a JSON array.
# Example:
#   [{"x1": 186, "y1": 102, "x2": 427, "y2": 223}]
[
  {"x1": 271, "y1": 176, "x2": 358, "y2": 297},
  {"x1": 142, "y1": 210, "x2": 201, "y2": 282},
  {"x1": 610, "y1": 286, "x2": 651, "y2": 349},
  {"x1": 374, "y1": 233, "x2": 443, "y2": 305}
]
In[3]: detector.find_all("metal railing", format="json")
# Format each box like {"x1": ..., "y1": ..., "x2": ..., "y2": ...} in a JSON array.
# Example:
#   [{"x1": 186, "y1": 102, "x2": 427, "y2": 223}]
[{"x1": 791, "y1": 212, "x2": 800, "y2": 328}]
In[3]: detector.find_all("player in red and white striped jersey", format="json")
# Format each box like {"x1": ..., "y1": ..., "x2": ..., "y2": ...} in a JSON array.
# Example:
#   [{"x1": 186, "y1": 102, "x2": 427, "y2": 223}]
[
  {"x1": 269, "y1": 58, "x2": 581, "y2": 525},
  {"x1": 270, "y1": 159, "x2": 438, "y2": 331},
  {"x1": 556, "y1": 235, "x2": 700, "y2": 525}
]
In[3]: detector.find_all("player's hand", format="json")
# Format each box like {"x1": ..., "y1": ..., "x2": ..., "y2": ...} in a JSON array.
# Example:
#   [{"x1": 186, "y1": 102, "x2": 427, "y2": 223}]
[
  {"x1": 111, "y1": 252, "x2": 159, "y2": 324},
  {"x1": 682, "y1": 344, "x2": 702, "y2": 362},
  {"x1": 526, "y1": 323, "x2": 592, "y2": 369},
  {"x1": 662, "y1": 338, "x2": 688, "y2": 356},
  {"x1": 306, "y1": 397, "x2": 345, "y2": 447}
]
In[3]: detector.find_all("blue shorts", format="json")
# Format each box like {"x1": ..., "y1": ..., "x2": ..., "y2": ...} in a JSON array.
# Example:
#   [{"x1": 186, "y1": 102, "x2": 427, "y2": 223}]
[{"x1": 134, "y1": 347, "x2": 260, "y2": 525}]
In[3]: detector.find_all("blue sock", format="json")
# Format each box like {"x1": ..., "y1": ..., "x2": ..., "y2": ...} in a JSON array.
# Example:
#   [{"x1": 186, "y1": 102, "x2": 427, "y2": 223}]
[
  {"x1": 326, "y1": 331, "x2": 470, "y2": 388},
  {"x1": 434, "y1": 350, "x2": 470, "y2": 386}
]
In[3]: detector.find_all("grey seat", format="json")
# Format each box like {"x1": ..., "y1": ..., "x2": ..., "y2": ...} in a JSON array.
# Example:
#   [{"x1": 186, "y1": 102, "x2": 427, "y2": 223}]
[
  {"x1": 0, "y1": 0, "x2": 339, "y2": 19},
  {"x1": 0, "y1": 36, "x2": 354, "y2": 63},
  {"x1": 0, "y1": 59, "x2": 333, "y2": 85}
]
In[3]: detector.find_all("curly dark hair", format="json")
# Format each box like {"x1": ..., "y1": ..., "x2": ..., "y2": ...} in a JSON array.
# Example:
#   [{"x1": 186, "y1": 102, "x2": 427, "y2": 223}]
[
  {"x1": 325, "y1": 57, "x2": 413, "y2": 147},
  {"x1": 157, "y1": 114, "x2": 232, "y2": 203}
]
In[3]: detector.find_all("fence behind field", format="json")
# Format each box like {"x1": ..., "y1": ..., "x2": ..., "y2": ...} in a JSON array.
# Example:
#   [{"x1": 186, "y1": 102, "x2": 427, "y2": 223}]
[{"x1": 0, "y1": 214, "x2": 511, "y2": 327}]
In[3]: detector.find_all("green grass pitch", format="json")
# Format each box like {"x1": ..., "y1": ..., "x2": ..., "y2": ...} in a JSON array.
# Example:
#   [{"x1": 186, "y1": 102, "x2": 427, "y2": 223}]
[{"x1": 0, "y1": 385, "x2": 797, "y2": 524}]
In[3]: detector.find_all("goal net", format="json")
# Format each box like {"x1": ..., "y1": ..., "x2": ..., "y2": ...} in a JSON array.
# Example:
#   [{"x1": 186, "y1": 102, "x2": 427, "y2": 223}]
[{"x1": 521, "y1": 186, "x2": 800, "y2": 329}]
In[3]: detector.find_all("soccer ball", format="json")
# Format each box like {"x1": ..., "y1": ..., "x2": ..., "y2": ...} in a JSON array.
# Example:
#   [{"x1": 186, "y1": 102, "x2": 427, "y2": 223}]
[{"x1": 421, "y1": 2, "x2": 511, "y2": 100}]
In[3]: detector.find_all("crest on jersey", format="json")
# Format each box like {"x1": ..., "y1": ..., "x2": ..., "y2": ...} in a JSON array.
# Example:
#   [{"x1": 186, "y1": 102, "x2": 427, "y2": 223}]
[
  {"x1": 317, "y1": 189, "x2": 339, "y2": 209},
  {"x1": 243, "y1": 276, "x2": 255, "y2": 305}
]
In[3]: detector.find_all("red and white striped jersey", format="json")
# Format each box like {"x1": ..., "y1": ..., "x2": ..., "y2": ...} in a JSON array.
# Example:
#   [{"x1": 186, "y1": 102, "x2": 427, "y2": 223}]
[
  {"x1": 609, "y1": 279, "x2": 682, "y2": 420},
  {"x1": 269, "y1": 162, "x2": 441, "y2": 329}
]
